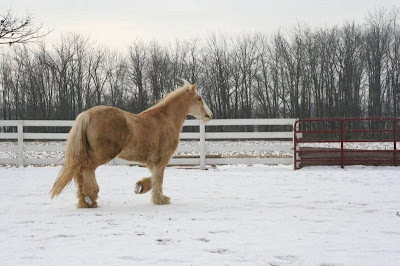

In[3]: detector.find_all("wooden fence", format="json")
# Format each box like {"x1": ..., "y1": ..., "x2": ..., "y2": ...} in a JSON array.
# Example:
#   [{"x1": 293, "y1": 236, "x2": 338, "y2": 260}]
[{"x1": 0, "y1": 119, "x2": 296, "y2": 168}]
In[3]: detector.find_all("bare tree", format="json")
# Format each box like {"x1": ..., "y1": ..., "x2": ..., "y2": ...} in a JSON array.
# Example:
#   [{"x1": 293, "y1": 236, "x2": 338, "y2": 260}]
[
  {"x1": 1, "y1": 8, "x2": 400, "y2": 123},
  {"x1": 105, "y1": 51, "x2": 128, "y2": 109},
  {"x1": 0, "y1": 10, "x2": 47, "y2": 45},
  {"x1": 203, "y1": 33, "x2": 232, "y2": 119},
  {"x1": 147, "y1": 42, "x2": 172, "y2": 103},
  {"x1": 364, "y1": 9, "x2": 392, "y2": 118},
  {"x1": 127, "y1": 41, "x2": 148, "y2": 112}
]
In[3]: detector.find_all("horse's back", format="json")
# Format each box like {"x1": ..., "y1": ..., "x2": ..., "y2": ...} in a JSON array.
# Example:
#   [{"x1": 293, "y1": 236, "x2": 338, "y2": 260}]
[{"x1": 84, "y1": 106, "x2": 130, "y2": 165}]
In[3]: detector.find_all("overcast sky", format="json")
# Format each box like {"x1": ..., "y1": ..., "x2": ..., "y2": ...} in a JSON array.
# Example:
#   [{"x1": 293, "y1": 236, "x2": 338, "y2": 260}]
[{"x1": 1, "y1": 0, "x2": 399, "y2": 49}]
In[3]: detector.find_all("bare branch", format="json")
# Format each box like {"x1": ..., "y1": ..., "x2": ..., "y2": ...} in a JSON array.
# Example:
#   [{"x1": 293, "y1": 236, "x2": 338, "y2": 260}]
[{"x1": 0, "y1": 10, "x2": 49, "y2": 46}]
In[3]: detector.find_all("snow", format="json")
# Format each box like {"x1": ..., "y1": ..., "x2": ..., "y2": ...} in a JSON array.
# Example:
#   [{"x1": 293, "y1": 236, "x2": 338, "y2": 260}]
[
  {"x1": 0, "y1": 165, "x2": 399, "y2": 265},
  {"x1": 1, "y1": 140, "x2": 294, "y2": 160},
  {"x1": 2, "y1": 140, "x2": 399, "y2": 161}
]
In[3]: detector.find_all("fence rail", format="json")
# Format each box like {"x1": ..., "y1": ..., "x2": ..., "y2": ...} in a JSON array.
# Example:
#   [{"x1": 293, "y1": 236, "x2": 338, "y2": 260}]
[{"x1": 0, "y1": 119, "x2": 296, "y2": 168}]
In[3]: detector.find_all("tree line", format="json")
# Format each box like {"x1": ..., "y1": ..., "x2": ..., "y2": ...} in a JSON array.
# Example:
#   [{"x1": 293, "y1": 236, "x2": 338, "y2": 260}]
[{"x1": 1, "y1": 9, "x2": 399, "y2": 122}]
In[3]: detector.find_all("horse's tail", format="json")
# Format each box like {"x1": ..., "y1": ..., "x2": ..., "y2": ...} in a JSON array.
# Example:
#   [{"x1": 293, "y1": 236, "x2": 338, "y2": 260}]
[{"x1": 50, "y1": 112, "x2": 90, "y2": 198}]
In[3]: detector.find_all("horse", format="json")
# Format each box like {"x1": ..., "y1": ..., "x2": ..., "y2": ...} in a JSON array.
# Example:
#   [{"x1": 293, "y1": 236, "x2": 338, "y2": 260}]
[{"x1": 50, "y1": 79, "x2": 213, "y2": 208}]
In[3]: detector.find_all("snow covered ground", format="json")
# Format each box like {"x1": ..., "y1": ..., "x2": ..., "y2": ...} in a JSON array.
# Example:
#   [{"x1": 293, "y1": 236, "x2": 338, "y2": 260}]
[
  {"x1": 0, "y1": 141, "x2": 294, "y2": 160},
  {"x1": 1, "y1": 141, "x2": 399, "y2": 161},
  {"x1": 0, "y1": 165, "x2": 399, "y2": 265}
]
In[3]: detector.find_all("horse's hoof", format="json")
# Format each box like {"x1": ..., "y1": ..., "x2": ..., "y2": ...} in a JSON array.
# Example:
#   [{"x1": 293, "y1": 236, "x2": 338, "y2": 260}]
[
  {"x1": 85, "y1": 196, "x2": 93, "y2": 205},
  {"x1": 77, "y1": 201, "x2": 90, "y2": 208},
  {"x1": 153, "y1": 195, "x2": 171, "y2": 205},
  {"x1": 134, "y1": 184, "x2": 143, "y2": 194}
]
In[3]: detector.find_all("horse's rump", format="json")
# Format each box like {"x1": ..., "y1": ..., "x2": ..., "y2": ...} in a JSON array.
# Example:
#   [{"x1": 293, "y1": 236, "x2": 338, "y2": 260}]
[
  {"x1": 85, "y1": 106, "x2": 129, "y2": 162},
  {"x1": 51, "y1": 106, "x2": 132, "y2": 198}
]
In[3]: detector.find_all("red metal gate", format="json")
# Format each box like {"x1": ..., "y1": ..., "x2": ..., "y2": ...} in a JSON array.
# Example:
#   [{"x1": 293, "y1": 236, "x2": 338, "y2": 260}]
[{"x1": 293, "y1": 118, "x2": 399, "y2": 169}]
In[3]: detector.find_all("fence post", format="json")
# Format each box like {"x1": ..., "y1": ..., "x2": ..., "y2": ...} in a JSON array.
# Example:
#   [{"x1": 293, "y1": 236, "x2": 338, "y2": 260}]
[
  {"x1": 200, "y1": 121, "x2": 206, "y2": 170},
  {"x1": 340, "y1": 119, "x2": 344, "y2": 169},
  {"x1": 293, "y1": 120, "x2": 300, "y2": 170},
  {"x1": 394, "y1": 118, "x2": 397, "y2": 167},
  {"x1": 17, "y1": 121, "x2": 24, "y2": 167}
]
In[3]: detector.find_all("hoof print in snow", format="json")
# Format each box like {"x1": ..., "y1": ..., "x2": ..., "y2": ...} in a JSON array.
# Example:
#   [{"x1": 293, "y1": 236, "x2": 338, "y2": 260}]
[
  {"x1": 206, "y1": 248, "x2": 229, "y2": 254},
  {"x1": 208, "y1": 229, "x2": 232, "y2": 234},
  {"x1": 196, "y1": 237, "x2": 210, "y2": 242},
  {"x1": 17, "y1": 220, "x2": 34, "y2": 224},
  {"x1": 396, "y1": 212, "x2": 400, "y2": 217},
  {"x1": 156, "y1": 238, "x2": 172, "y2": 245},
  {"x1": 118, "y1": 256, "x2": 143, "y2": 262},
  {"x1": 275, "y1": 255, "x2": 298, "y2": 262},
  {"x1": 50, "y1": 234, "x2": 76, "y2": 239}
]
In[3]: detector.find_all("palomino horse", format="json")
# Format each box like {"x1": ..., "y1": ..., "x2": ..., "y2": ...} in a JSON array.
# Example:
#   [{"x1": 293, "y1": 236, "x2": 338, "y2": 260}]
[{"x1": 50, "y1": 80, "x2": 213, "y2": 208}]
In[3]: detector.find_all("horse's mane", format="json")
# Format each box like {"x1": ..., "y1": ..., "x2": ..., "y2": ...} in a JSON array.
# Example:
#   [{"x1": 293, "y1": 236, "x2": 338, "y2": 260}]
[{"x1": 142, "y1": 80, "x2": 193, "y2": 113}]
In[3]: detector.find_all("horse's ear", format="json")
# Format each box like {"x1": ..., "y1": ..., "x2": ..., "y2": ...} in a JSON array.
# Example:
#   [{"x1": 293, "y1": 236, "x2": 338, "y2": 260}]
[{"x1": 192, "y1": 83, "x2": 198, "y2": 90}]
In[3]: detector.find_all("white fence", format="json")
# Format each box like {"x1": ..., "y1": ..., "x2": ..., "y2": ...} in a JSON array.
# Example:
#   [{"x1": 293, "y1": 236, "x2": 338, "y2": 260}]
[{"x1": 0, "y1": 119, "x2": 296, "y2": 168}]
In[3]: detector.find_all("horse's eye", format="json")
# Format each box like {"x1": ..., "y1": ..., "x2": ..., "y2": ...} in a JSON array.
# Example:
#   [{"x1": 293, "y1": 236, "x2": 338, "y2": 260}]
[{"x1": 197, "y1": 96, "x2": 202, "y2": 101}]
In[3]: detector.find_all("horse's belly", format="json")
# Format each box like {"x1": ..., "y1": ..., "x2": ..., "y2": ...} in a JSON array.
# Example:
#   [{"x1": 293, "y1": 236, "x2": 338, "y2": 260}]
[
  {"x1": 117, "y1": 143, "x2": 152, "y2": 164},
  {"x1": 117, "y1": 149, "x2": 143, "y2": 163},
  {"x1": 117, "y1": 145, "x2": 173, "y2": 165}
]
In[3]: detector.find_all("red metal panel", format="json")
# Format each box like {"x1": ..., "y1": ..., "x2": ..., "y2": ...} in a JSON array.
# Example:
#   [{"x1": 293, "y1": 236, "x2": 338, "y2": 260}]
[{"x1": 293, "y1": 117, "x2": 400, "y2": 169}]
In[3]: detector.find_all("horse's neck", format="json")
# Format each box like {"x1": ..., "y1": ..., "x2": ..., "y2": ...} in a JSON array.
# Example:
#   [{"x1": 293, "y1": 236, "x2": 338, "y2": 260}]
[
  {"x1": 153, "y1": 93, "x2": 190, "y2": 129},
  {"x1": 165, "y1": 96, "x2": 190, "y2": 128}
]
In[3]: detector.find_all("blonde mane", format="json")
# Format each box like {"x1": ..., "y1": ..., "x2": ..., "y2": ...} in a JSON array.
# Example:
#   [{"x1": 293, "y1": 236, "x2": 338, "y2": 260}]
[{"x1": 142, "y1": 80, "x2": 194, "y2": 113}]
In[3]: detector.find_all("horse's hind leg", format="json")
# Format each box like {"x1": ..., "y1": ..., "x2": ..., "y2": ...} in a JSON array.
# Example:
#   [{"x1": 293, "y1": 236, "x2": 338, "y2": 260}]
[
  {"x1": 134, "y1": 177, "x2": 152, "y2": 194},
  {"x1": 76, "y1": 168, "x2": 99, "y2": 208}
]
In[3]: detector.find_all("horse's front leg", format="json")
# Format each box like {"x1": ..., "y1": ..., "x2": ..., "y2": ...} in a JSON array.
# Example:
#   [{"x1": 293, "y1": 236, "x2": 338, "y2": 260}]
[{"x1": 151, "y1": 165, "x2": 170, "y2": 205}]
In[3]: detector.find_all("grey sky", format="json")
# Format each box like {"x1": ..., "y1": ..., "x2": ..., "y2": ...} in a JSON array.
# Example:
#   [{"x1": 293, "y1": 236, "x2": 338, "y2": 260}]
[{"x1": 1, "y1": 0, "x2": 399, "y2": 49}]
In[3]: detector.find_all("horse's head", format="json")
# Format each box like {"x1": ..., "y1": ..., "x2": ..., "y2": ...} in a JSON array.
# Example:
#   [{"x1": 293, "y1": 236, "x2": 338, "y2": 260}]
[{"x1": 186, "y1": 82, "x2": 213, "y2": 122}]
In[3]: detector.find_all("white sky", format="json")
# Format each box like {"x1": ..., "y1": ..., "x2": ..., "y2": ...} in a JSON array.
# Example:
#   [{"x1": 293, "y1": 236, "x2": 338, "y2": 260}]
[{"x1": 1, "y1": 0, "x2": 399, "y2": 50}]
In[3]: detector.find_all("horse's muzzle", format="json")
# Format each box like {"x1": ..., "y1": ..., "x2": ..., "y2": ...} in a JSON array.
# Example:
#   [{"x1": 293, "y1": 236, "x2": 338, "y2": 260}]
[{"x1": 202, "y1": 114, "x2": 212, "y2": 122}]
